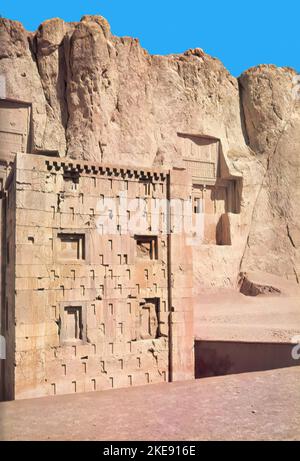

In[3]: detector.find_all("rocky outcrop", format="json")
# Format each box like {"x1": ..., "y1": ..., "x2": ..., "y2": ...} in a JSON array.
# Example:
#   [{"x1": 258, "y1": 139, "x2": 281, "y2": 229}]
[
  {"x1": 239, "y1": 271, "x2": 281, "y2": 296},
  {"x1": 239, "y1": 66, "x2": 300, "y2": 282},
  {"x1": 1, "y1": 15, "x2": 299, "y2": 288},
  {"x1": 238, "y1": 270, "x2": 300, "y2": 297},
  {"x1": 0, "y1": 16, "x2": 247, "y2": 162}
]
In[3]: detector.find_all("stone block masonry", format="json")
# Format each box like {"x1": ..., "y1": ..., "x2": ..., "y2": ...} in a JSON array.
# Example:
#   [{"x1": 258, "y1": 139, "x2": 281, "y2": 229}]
[{"x1": 1, "y1": 153, "x2": 194, "y2": 400}]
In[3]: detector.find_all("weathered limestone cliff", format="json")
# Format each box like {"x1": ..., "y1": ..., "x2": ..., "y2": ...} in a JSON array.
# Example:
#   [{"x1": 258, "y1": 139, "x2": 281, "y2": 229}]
[
  {"x1": 1, "y1": 15, "x2": 299, "y2": 289},
  {"x1": 240, "y1": 67, "x2": 300, "y2": 281}
]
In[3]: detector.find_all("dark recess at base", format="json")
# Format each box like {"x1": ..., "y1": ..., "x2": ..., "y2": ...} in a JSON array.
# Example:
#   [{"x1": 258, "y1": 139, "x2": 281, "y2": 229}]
[{"x1": 195, "y1": 340, "x2": 299, "y2": 378}]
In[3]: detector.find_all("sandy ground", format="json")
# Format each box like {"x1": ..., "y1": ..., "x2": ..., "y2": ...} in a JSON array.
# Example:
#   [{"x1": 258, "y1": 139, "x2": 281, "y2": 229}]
[
  {"x1": 194, "y1": 289, "x2": 300, "y2": 343},
  {"x1": 0, "y1": 367, "x2": 299, "y2": 441}
]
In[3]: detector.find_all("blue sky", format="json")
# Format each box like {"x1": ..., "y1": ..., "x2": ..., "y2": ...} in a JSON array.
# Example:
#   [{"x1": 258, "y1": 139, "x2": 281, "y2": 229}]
[{"x1": 1, "y1": 0, "x2": 299, "y2": 76}]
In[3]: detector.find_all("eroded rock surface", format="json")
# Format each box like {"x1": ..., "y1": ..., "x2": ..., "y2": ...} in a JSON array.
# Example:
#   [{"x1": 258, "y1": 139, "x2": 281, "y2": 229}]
[
  {"x1": 239, "y1": 66, "x2": 300, "y2": 282},
  {"x1": 239, "y1": 271, "x2": 281, "y2": 296}
]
